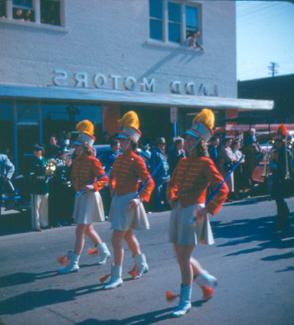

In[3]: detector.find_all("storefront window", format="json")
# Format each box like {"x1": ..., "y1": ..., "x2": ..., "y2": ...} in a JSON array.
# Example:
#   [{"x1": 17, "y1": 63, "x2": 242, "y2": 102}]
[
  {"x1": 0, "y1": 101, "x2": 13, "y2": 156},
  {"x1": 42, "y1": 102, "x2": 103, "y2": 145}
]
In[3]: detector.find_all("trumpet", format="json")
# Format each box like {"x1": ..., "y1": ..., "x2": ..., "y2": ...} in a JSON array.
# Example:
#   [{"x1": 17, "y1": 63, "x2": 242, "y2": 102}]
[
  {"x1": 261, "y1": 140, "x2": 274, "y2": 178},
  {"x1": 45, "y1": 159, "x2": 58, "y2": 176},
  {"x1": 284, "y1": 137, "x2": 293, "y2": 180}
]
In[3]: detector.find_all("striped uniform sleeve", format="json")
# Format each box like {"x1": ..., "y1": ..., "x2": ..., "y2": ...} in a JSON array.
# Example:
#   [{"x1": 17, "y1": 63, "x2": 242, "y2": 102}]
[
  {"x1": 206, "y1": 159, "x2": 229, "y2": 215},
  {"x1": 109, "y1": 158, "x2": 119, "y2": 191},
  {"x1": 166, "y1": 160, "x2": 182, "y2": 202},
  {"x1": 134, "y1": 156, "x2": 155, "y2": 202},
  {"x1": 91, "y1": 157, "x2": 109, "y2": 191}
]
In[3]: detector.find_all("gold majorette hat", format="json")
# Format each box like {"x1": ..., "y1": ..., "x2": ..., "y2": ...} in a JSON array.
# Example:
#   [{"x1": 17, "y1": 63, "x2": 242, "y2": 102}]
[
  {"x1": 185, "y1": 108, "x2": 215, "y2": 142},
  {"x1": 116, "y1": 111, "x2": 142, "y2": 143},
  {"x1": 75, "y1": 119, "x2": 96, "y2": 146}
]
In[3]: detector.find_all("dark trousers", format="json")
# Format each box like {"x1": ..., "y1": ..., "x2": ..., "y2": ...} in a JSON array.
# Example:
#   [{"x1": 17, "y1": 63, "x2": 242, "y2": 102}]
[
  {"x1": 275, "y1": 198, "x2": 289, "y2": 230},
  {"x1": 152, "y1": 182, "x2": 168, "y2": 212}
]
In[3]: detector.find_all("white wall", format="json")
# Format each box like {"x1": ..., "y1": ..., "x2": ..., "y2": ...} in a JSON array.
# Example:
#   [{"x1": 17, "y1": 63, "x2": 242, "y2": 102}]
[{"x1": 0, "y1": 0, "x2": 236, "y2": 97}]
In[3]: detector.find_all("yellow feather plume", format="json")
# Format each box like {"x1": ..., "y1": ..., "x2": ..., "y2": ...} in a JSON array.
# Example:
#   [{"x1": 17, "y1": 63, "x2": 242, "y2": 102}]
[
  {"x1": 192, "y1": 108, "x2": 215, "y2": 130},
  {"x1": 76, "y1": 120, "x2": 94, "y2": 136},
  {"x1": 118, "y1": 111, "x2": 140, "y2": 130}
]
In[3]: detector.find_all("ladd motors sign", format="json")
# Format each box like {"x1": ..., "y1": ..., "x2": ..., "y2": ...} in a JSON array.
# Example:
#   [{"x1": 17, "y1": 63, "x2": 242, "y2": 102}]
[{"x1": 52, "y1": 69, "x2": 218, "y2": 96}]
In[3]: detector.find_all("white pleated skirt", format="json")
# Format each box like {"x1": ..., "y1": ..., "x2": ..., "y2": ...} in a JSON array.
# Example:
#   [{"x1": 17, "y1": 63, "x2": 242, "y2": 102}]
[
  {"x1": 72, "y1": 191, "x2": 105, "y2": 225},
  {"x1": 169, "y1": 202, "x2": 215, "y2": 246},
  {"x1": 109, "y1": 192, "x2": 149, "y2": 231}
]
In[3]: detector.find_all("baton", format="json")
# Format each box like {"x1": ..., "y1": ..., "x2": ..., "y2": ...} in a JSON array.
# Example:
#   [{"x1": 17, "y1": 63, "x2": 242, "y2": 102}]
[{"x1": 206, "y1": 155, "x2": 245, "y2": 204}]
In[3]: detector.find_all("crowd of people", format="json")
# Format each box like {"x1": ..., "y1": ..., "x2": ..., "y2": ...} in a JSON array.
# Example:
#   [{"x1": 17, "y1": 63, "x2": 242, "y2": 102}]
[{"x1": 1, "y1": 122, "x2": 292, "y2": 232}]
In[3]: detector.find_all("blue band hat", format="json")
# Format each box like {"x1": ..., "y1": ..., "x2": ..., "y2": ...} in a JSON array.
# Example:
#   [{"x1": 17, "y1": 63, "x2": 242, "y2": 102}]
[
  {"x1": 116, "y1": 111, "x2": 142, "y2": 144},
  {"x1": 185, "y1": 108, "x2": 215, "y2": 142}
]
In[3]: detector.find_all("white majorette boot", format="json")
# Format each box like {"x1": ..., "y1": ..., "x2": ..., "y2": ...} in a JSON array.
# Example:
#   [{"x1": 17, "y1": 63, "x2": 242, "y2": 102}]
[
  {"x1": 134, "y1": 253, "x2": 149, "y2": 278},
  {"x1": 96, "y1": 242, "x2": 111, "y2": 265},
  {"x1": 103, "y1": 265, "x2": 123, "y2": 290},
  {"x1": 172, "y1": 284, "x2": 192, "y2": 317},
  {"x1": 195, "y1": 270, "x2": 218, "y2": 288},
  {"x1": 58, "y1": 251, "x2": 80, "y2": 274}
]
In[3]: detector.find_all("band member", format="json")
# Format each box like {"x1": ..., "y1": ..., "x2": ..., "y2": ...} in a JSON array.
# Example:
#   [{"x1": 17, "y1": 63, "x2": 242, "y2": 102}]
[
  {"x1": 58, "y1": 120, "x2": 111, "y2": 274},
  {"x1": 167, "y1": 108, "x2": 228, "y2": 317},
  {"x1": 271, "y1": 124, "x2": 293, "y2": 231},
  {"x1": 29, "y1": 145, "x2": 49, "y2": 231},
  {"x1": 103, "y1": 111, "x2": 155, "y2": 289}
]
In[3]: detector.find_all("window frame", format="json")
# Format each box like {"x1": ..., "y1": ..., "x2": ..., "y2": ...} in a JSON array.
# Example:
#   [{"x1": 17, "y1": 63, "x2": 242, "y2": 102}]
[
  {"x1": 148, "y1": 0, "x2": 202, "y2": 48},
  {"x1": 0, "y1": 0, "x2": 66, "y2": 30},
  {"x1": 149, "y1": 0, "x2": 164, "y2": 41}
]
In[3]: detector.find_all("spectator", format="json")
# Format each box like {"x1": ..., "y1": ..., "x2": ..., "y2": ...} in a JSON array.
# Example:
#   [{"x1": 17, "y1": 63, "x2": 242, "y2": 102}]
[
  {"x1": 137, "y1": 141, "x2": 152, "y2": 170},
  {"x1": 48, "y1": 148, "x2": 74, "y2": 227},
  {"x1": 101, "y1": 139, "x2": 120, "y2": 174},
  {"x1": 168, "y1": 136, "x2": 185, "y2": 174},
  {"x1": 208, "y1": 135, "x2": 220, "y2": 166},
  {"x1": 270, "y1": 124, "x2": 292, "y2": 230},
  {"x1": 186, "y1": 30, "x2": 203, "y2": 50},
  {"x1": 232, "y1": 139, "x2": 245, "y2": 199},
  {"x1": 46, "y1": 135, "x2": 60, "y2": 159},
  {"x1": 150, "y1": 137, "x2": 170, "y2": 211},
  {"x1": 0, "y1": 152, "x2": 15, "y2": 196},
  {"x1": 29, "y1": 145, "x2": 49, "y2": 231},
  {"x1": 242, "y1": 130, "x2": 262, "y2": 191},
  {"x1": 219, "y1": 137, "x2": 235, "y2": 199}
]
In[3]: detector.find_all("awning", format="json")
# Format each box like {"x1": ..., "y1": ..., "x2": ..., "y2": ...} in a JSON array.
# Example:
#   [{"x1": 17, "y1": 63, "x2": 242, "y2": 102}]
[{"x1": 0, "y1": 84, "x2": 274, "y2": 111}]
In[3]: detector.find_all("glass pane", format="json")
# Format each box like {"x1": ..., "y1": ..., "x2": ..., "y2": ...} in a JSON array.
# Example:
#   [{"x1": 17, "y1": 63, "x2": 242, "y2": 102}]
[
  {"x1": 17, "y1": 102, "x2": 39, "y2": 123},
  {"x1": 0, "y1": 0, "x2": 6, "y2": 18},
  {"x1": 168, "y1": 22, "x2": 180, "y2": 43},
  {"x1": 13, "y1": 0, "x2": 33, "y2": 9},
  {"x1": 168, "y1": 2, "x2": 180, "y2": 22},
  {"x1": 42, "y1": 103, "x2": 103, "y2": 144},
  {"x1": 13, "y1": 7, "x2": 34, "y2": 21},
  {"x1": 149, "y1": 0, "x2": 162, "y2": 19},
  {"x1": 186, "y1": 6, "x2": 198, "y2": 29},
  {"x1": 0, "y1": 101, "x2": 13, "y2": 155},
  {"x1": 41, "y1": 0, "x2": 61, "y2": 25},
  {"x1": 150, "y1": 19, "x2": 163, "y2": 40}
]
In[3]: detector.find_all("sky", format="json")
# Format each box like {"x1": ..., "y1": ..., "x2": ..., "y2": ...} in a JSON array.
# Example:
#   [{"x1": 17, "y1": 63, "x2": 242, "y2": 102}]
[{"x1": 237, "y1": 0, "x2": 294, "y2": 81}]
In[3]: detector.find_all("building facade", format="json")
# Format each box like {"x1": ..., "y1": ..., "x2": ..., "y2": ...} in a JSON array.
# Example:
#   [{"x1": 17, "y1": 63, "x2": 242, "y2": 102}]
[{"x1": 0, "y1": 0, "x2": 272, "y2": 171}]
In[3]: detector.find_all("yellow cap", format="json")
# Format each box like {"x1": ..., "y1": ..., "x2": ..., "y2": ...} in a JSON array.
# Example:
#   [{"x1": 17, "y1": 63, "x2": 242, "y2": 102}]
[{"x1": 76, "y1": 120, "x2": 94, "y2": 136}]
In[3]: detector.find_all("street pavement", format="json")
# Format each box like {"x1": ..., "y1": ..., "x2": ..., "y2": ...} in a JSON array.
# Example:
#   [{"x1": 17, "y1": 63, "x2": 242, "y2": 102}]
[{"x1": 0, "y1": 197, "x2": 293, "y2": 325}]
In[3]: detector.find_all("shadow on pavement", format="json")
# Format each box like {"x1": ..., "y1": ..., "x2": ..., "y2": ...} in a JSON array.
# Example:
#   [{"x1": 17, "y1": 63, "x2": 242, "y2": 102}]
[
  {"x1": 74, "y1": 299, "x2": 205, "y2": 325},
  {"x1": 0, "y1": 271, "x2": 59, "y2": 288},
  {"x1": 213, "y1": 212, "x2": 294, "y2": 261},
  {"x1": 0, "y1": 284, "x2": 105, "y2": 315},
  {"x1": 0, "y1": 282, "x2": 205, "y2": 321}
]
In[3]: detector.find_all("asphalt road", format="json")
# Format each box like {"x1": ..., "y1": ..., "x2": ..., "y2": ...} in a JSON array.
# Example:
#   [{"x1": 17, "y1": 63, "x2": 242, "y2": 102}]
[{"x1": 0, "y1": 197, "x2": 293, "y2": 325}]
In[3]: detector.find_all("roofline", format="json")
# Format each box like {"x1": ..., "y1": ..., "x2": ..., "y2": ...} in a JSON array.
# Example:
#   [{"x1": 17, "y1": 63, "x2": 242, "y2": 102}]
[{"x1": 0, "y1": 83, "x2": 274, "y2": 111}]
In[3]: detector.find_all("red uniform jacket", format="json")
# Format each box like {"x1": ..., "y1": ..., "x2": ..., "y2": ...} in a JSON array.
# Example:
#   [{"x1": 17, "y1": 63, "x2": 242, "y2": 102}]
[
  {"x1": 71, "y1": 154, "x2": 108, "y2": 192},
  {"x1": 110, "y1": 151, "x2": 155, "y2": 202},
  {"x1": 167, "y1": 156, "x2": 228, "y2": 215}
]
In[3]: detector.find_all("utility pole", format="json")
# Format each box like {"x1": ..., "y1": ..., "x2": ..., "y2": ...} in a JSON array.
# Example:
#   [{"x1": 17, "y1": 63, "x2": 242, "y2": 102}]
[{"x1": 268, "y1": 62, "x2": 279, "y2": 77}]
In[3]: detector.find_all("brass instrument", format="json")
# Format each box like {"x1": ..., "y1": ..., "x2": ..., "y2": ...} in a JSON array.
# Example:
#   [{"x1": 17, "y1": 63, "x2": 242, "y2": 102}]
[
  {"x1": 45, "y1": 159, "x2": 58, "y2": 176},
  {"x1": 261, "y1": 140, "x2": 274, "y2": 178},
  {"x1": 284, "y1": 136, "x2": 294, "y2": 180}
]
